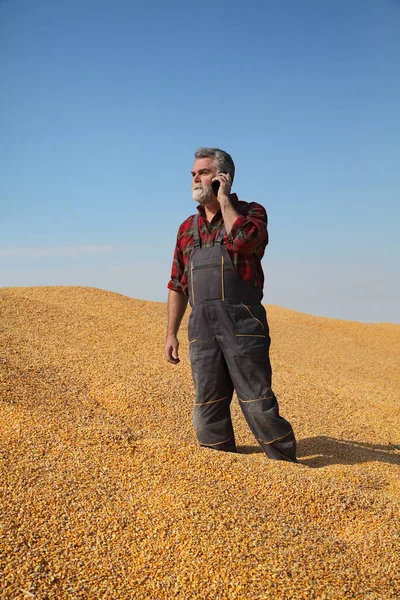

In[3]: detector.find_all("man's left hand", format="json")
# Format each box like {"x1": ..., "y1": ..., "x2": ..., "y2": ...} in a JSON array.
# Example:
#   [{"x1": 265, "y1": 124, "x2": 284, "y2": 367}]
[{"x1": 212, "y1": 173, "x2": 232, "y2": 202}]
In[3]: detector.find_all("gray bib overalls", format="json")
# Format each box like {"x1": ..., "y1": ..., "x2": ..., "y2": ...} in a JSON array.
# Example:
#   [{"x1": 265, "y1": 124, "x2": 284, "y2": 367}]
[{"x1": 187, "y1": 216, "x2": 297, "y2": 462}]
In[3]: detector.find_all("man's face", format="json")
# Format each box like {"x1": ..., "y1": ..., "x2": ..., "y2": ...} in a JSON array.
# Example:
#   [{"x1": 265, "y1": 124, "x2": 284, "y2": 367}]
[{"x1": 191, "y1": 158, "x2": 218, "y2": 205}]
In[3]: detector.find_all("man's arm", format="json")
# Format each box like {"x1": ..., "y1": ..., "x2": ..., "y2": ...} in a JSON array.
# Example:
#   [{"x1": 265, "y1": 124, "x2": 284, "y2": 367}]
[
  {"x1": 164, "y1": 289, "x2": 188, "y2": 364},
  {"x1": 218, "y1": 195, "x2": 240, "y2": 234},
  {"x1": 219, "y1": 196, "x2": 268, "y2": 255},
  {"x1": 225, "y1": 203, "x2": 268, "y2": 254},
  {"x1": 212, "y1": 173, "x2": 239, "y2": 234},
  {"x1": 212, "y1": 174, "x2": 268, "y2": 253}
]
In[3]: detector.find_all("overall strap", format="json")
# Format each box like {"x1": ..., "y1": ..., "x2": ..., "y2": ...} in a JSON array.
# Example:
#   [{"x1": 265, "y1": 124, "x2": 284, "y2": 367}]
[
  {"x1": 214, "y1": 225, "x2": 226, "y2": 245},
  {"x1": 193, "y1": 216, "x2": 226, "y2": 248},
  {"x1": 193, "y1": 215, "x2": 201, "y2": 249}
]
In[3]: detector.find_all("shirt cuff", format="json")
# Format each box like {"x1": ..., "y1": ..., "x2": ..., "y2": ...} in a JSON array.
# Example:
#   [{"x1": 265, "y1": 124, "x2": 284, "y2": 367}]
[
  {"x1": 227, "y1": 215, "x2": 248, "y2": 243},
  {"x1": 167, "y1": 280, "x2": 188, "y2": 295}
]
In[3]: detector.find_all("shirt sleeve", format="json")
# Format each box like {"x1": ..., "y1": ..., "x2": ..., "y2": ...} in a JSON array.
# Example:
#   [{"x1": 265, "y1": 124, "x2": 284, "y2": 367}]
[
  {"x1": 167, "y1": 226, "x2": 189, "y2": 296},
  {"x1": 225, "y1": 202, "x2": 269, "y2": 254}
]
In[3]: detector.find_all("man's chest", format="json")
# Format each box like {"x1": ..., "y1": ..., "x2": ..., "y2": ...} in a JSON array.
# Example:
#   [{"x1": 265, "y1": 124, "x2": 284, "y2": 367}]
[{"x1": 181, "y1": 221, "x2": 225, "y2": 262}]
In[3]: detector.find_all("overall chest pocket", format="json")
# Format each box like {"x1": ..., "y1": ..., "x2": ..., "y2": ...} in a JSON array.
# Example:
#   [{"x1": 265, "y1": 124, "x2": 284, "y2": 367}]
[
  {"x1": 190, "y1": 259, "x2": 224, "y2": 303},
  {"x1": 235, "y1": 303, "x2": 270, "y2": 357}
]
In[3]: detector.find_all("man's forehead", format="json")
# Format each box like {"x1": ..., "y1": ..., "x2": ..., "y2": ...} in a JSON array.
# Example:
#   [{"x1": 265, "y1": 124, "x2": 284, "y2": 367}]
[{"x1": 192, "y1": 157, "x2": 216, "y2": 172}]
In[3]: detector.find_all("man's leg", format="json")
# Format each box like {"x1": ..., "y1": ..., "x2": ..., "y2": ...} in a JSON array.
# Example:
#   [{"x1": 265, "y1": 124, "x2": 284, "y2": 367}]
[
  {"x1": 220, "y1": 311, "x2": 297, "y2": 462},
  {"x1": 191, "y1": 347, "x2": 236, "y2": 452},
  {"x1": 236, "y1": 367, "x2": 297, "y2": 462}
]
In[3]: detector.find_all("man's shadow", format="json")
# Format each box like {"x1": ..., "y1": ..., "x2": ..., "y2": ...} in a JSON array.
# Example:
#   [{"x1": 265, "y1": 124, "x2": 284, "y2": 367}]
[{"x1": 238, "y1": 436, "x2": 400, "y2": 468}]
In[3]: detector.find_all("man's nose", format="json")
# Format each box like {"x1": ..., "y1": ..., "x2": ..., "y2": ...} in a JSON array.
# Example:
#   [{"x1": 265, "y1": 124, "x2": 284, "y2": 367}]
[{"x1": 193, "y1": 173, "x2": 201, "y2": 183}]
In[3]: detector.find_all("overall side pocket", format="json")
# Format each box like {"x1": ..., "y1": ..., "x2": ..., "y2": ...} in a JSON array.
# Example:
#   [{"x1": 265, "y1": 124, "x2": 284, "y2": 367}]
[
  {"x1": 188, "y1": 310, "x2": 198, "y2": 362},
  {"x1": 235, "y1": 303, "x2": 270, "y2": 357}
]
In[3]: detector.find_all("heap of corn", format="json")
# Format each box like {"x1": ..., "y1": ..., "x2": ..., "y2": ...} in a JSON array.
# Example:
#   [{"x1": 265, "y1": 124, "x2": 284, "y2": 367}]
[{"x1": 1, "y1": 286, "x2": 399, "y2": 599}]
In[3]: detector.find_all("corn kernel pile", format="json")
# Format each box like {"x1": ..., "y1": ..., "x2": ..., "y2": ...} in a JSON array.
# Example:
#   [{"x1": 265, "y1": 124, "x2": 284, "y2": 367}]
[{"x1": 1, "y1": 286, "x2": 399, "y2": 599}]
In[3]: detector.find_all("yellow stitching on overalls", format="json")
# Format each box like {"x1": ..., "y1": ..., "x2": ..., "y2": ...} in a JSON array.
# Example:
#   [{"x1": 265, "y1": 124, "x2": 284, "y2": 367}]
[
  {"x1": 191, "y1": 262, "x2": 195, "y2": 304},
  {"x1": 221, "y1": 255, "x2": 225, "y2": 301},
  {"x1": 238, "y1": 395, "x2": 274, "y2": 403},
  {"x1": 240, "y1": 302, "x2": 264, "y2": 329},
  {"x1": 188, "y1": 339, "x2": 197, "y2": 344},
  {"x1": 194, "y1": 395, "x2": 228, "y2": 406},
  {"x1": 200, "y1": 437, "x2": 232, "y2": 446},
  {"x1": 257, "y1": 430, "x2": 293, "y2": 445},
  {"x1": 236, "y1": 334, "x2": 267, "y2": 338}
]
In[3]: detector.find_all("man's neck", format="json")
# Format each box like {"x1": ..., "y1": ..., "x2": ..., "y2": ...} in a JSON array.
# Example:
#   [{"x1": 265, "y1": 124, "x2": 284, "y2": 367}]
[{"x1": 204, "y1": 199, "x2": 220, "y2": 222}]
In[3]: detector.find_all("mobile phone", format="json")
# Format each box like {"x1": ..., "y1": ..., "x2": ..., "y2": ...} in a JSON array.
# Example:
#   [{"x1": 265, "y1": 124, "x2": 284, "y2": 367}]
[{"x1": 212, "y1": 172, "x2": 227, "y2": 196}]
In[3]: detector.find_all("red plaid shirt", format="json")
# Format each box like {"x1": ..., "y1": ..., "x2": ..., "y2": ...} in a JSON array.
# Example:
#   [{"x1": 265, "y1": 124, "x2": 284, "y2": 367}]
[{"x1": 168, "y1": 194, "x2": 268, "y2": 296}]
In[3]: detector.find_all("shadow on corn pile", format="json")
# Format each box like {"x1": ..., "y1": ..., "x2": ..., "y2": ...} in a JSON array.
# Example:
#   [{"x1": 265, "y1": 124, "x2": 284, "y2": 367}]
[
  {"x1": 298, "y1": 436, "x2": 400, "y2": 468},
  {"x1": 239, "y1": 437, "x2": 400, "y2": 468}
]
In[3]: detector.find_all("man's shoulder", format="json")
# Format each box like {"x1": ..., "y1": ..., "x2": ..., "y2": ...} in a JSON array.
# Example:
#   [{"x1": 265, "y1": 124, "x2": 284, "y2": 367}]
[
  {"x1": 176, "y1": 214, "x2": 196, "y2": 238},
  {"x1": 235, "y1": 199, "x2": 267, "y2": 218},
  {"x1": 179, "y1": 213, "x2": 196, "y2": 228}
]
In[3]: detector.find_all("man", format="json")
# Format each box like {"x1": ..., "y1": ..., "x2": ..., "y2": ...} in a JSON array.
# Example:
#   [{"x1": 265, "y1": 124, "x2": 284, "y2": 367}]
[{"x1": 164, "y1": 148, "x2": 297, "y2": 462}]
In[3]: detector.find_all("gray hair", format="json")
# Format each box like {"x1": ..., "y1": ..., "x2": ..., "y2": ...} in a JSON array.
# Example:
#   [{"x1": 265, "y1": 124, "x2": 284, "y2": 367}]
[{"x1": 194, "y1": 147, "x2": 235, "y2": 182}]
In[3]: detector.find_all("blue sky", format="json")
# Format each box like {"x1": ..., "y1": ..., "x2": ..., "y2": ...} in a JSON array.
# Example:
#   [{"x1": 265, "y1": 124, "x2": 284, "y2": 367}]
[{"x1": 1, "y1": 0, "x2": 399, "y2": 323}]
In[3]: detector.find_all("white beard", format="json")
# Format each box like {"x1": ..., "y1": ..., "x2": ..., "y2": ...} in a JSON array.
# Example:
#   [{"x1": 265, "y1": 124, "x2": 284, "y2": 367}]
[{"x1": 192, "y1": 184, "x2": 212, "y2": 205}]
